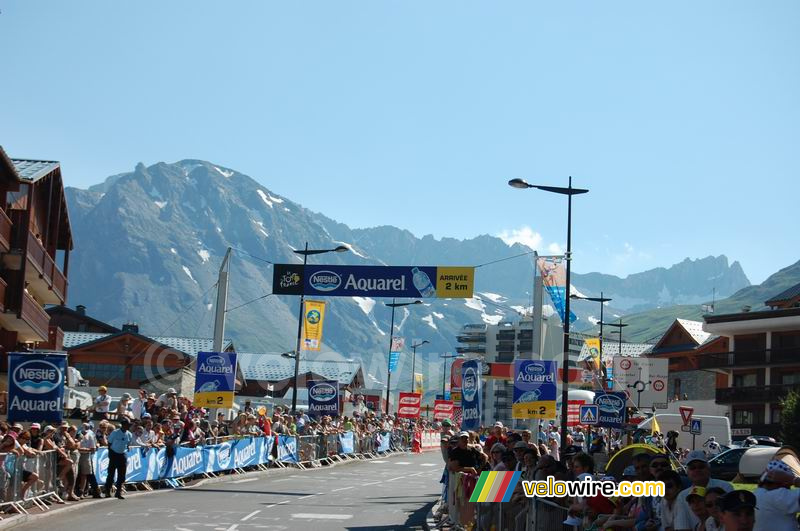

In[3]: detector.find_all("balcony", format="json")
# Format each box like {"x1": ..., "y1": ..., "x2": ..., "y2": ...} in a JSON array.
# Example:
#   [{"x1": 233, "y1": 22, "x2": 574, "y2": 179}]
[
  {"x1": 24, "y1": 231, "x2": 67, "y2": 305},
  {"x1": 497, "y1": 332, "x2": 516, "y2": 341},
  {"x1": 716, "y1": 383, "x2": 800, "y2": 404},
  {"x1": 456, "y1": 345, "x2": 486, "y2": 354},
  {"x1": 0, "y1": 291, "x2": 50, "y2": 342},
  {"x1": 697, "y1": 348, "x2": 800, "y2": 369},
  {"x1": 456, "y1": 334, "x2": 486, "y2": 343},
  {"x1": 0, "y1": 209, "x2": 10, "y2": 253}
]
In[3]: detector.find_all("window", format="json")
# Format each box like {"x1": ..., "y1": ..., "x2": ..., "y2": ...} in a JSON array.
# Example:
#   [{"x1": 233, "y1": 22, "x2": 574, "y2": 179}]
[
  {"x1": 772, "y1": 408, "x2": 782, "y2": 423},
  {"x1": 733, "y1": 373, "x2": 757, "y2": 387},
  {"x1": 780, "y1": 372, "x2": 800, "y2": 385},
  {"x1": 733, "y1": 407, "x2": 764, "y2": 426},
  {"x1": 71, "y1": 363, "x2": 126, "y2": 383},
  {"x1": 674, "y1": 378, "x2": 681, "y2": 398}
]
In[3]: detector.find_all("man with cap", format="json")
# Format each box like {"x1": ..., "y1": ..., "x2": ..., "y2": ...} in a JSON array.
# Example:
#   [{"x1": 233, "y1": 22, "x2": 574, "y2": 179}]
[
  {"x1": 77, "y1": 422, "x2": 101, "y2": 498},
  {"x1": 483, "y1": 422, "x2": 507, "y2": 455},
  {"x1": 93, "y1": 385, "x2": 111, "y2": 420},
  {"x1": 753, "y1": 460, "x2": 800, "y2": 531},
  {"x1": 512, "y1": 441, "x2": 529, "y2": 471},
  {"x1": 104, "y1": 418, "x2": 133, "y2": 499},
  {"x1": 675, "y1": 450, "x2": 733, "y2": 531},
  {"x1": 448, "y1": 432, "x2": 480, "y2": 475},
  {"x1": 719, "y1": 490, "x2": 756, "y2": 531},
  {"x1": 156, "y1": 388, "x2": 178, "y2": 409}
]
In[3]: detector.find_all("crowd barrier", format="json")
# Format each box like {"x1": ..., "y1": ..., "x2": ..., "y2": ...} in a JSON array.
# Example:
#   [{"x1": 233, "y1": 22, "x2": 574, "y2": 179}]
[
  {"x1": 413, "y1": 430, "x2": 440, "y2": 453},
  {"x1": 0, "y1": 450, "x2": 60, "y2": 514},
  {"x1": 443, "y1": 471, "x2": 575, "y2": 531}
]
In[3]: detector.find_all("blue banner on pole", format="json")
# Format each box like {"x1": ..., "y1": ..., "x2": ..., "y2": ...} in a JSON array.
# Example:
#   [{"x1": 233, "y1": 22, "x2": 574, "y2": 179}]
[
  {"x1": 512, "y1": 360, "x2": 558, "y2": 419},
  {"x1": 388, "y1": 351, "x2": 400, "y2": 373},
  {"x1": 307, "y1": 380, "x2": 339, "y2": 418},
  {"x1": 7, "y1": 352, "x2": 67, "y2": 424},
  {"x1": 278, "y1": 435, "x2": 299, "y2": 463},
  {"x1": 593, "y1": 392, "x2": 628, "y2": 428},
  {"x1": 339, "y1": 431, "x2": 355, "y2": 454},
  {"x1": 194, "y1": 351, "x2": 237, "y2": 408},
  {"x1": 460, "y1": 360, "x2": 482, "y2": 431}
]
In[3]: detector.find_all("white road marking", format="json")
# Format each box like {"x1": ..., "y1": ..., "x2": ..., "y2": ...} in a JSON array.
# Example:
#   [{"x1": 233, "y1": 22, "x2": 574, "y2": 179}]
[
  {"x1": 386, "y1": 476, "x2": 405, "y2": 482},
  {"x1": 369, "y1": 460, "x2": 387, "y2": 463},
  {"x1": 363, "y1": 481, "x2": 380, "y2": 486},
  {"x1": 394, "y1": 461, "x2": 411, "y2": 465},
  {"x1": 241, "y1": 510, "x2": 261, "y2": 521},
  {"x1": 421, "y1": 463, "x2": 438, "y2": 466},
  {"x1": 176, "y1": 528, "x2": 194, "y2": 531},
  {"x1": 231, "y1": 478, "x2": 259, "y2": 484},
  {"x1": 224, "y1": 525, "x2": 239, "y2": 531},
  {"x1": 298, "y1": 493, "x2": 321, "y2": 500},
  {"x1": 331, "y1": 486, "x2": 354, "y2": 492},
  {"x1": 265, "y1": 500, "x2": 291, "y2": 508},
  {"x1": 292, "y1": 513, "x2": 353, "y2": 520}
]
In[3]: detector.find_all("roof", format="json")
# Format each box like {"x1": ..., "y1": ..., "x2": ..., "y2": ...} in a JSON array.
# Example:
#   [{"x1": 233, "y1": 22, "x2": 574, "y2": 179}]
[
  {"x1": 10, "y1": 159, "x2": 60, "y2": 182},
  {"x1": 46, "y1": 305, "x2": 121, "y2": 333},
  {"x1": 62, "y1": 331, "x2": 234, "y2": 358},
  {"x1": 675, "y1": 318, "x2": 711, "y2": 345},
  {"x1": 577, "y1": 341, "x2": 653, "y2": 363},
  {"x1": 237, "y1": 353, "x2": 362, "y2": 385},
  {"x1": 766, "y1": 282, "x2": 800, "y2": 307}
]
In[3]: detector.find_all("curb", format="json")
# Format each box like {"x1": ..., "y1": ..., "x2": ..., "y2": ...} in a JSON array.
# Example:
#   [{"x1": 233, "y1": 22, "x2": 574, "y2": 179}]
[
  {"x1": 0, "y1": 449, "x2": 409, "y2": 530},
  {"x1": 425, "y1": 499, "x2": 441, "y2": 530}
]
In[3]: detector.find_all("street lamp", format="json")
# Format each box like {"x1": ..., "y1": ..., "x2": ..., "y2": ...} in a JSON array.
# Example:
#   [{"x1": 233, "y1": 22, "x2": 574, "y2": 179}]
[
  {"x1": 571, "y1": 292, "x2": 613, "y2": 388},
  {"x1": 597, "y1": 318, "x2": 628, "y2": 359},
  {"x1": 509, "y1": 177, "x2": 588, "y2": 453},
  {"x1": 410, "y1": 340, "x2": 429, "y2": 393},
  {"x1": 384, "y1": 299, "x2": 423, "y2": 416},
  {"x1": 290, "y1": 242, "x2": 349, "y2": 413},
  {"x1": 440, "y1": 353, "x2": 464, "y2": 399}
]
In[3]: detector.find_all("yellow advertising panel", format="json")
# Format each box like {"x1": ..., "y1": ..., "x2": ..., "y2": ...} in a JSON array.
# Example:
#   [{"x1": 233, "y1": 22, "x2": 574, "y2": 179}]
[
  {"x1": 194, "y1": 392, "x2": 235, "y2": 408},
  {"x1": 414, "y1": 373, "x2": 424, "y2": 395},
  {"x1": 584, "y1": 338, "x2": 601, "y2": 372},
  {"x1": 512, "y1": 401, "x2": 557, "y2": 419},
  {"x1": 302, "y1": 300, "x2": 326, "y2": 351},
  {"x1": 435, "y1": 267, "x2": 475, "y2": 298}
]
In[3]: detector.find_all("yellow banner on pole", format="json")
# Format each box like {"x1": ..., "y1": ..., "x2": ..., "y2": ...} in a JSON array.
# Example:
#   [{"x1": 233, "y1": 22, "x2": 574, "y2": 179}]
[
  {"x1": 584, "y1": 338, "x2": 601, "y2": 372},
  {"x1": 414, "y1": 373, "x2": 424, "y2": 395},
  {"x1": 302, "y1": 300, "x2": 326, "y2": 351}
]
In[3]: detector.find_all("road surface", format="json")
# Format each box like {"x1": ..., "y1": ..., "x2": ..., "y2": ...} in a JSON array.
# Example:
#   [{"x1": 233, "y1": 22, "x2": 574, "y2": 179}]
[{"x1": 13, "y1": 450, "x2": 444, "y2": 531}]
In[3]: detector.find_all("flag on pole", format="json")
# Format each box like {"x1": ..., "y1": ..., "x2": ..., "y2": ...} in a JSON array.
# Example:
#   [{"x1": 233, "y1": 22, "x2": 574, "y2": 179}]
[
  {"x1": 652, "y1": 416, "x2": 661, "y2": 436},
  {"x1": 536, "y1": 256, "x2": 577, "y2": 324}
]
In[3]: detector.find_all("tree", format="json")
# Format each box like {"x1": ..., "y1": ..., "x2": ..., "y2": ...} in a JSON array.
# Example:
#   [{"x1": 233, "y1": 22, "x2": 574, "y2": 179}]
[{"x1": 780, "y1": 390, "x2": 800, "y2": 449}]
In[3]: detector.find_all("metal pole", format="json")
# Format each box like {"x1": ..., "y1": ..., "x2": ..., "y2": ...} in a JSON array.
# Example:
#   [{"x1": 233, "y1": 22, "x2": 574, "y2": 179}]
[
  {"x1": 386, "y1": 298, "x2": 396, "y2": 416},
  {"x1": 599, "y1": 291, "x2": 604, "y2": 389},
  {"x1": 619, "y1": 318, "x2": 623, "y2": 358},
  {"x1": 291, "y1": 242, "x2": 308, "y2": 414},
  {"x1": 560, "y1": 176, "x2": 573, "y2": 453},
  {"x1": 411, "y1": 344, "x2": 416, "y2": 393},
  {"x1": 212, "y1": 248, "x2": 232, "y2": 352},
  {"x1": 442, "y1": 356, "x2": 446, "y2": 398}
]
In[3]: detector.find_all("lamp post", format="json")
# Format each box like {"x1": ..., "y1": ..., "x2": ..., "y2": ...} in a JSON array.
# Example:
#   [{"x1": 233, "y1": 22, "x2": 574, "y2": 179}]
[
  {"x1": 509, "y1": 176, "x2": 588, "y2": 453},
  {"x1": 571, "y1": 292, "x2": 613, "y2": 388},
  {"x1": 384, "y1": 299, "x2": 423, "y2": 416},
  {"x1": 410, "y1": 340, "x2": 429, "y2": 392},
  {"x1": 440, "y1": 353, "x2": 464, "y2": 399},
  {"x1": 598, "y1": 319, "x2": 628, "y2": 359},
  {"x1": 290, "y1": 242, "x2": 349, "y2": 413}
]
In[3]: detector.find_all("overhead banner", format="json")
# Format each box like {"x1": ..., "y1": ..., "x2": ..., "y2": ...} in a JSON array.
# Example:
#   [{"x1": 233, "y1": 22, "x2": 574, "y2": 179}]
[
  {"x1": 7, "y1": 352, "x2": 67, "y2": 423},
  {"x1": 273, "y1": 264, "x2": 474, "y2": 299},
  {"x1": 612, "y1": 357, "x2": 669, "y2": 409},
  {"x1": 512, "y1": 360, "x2": 557, "y2": 419},
  {"x1": 194, "y1": 351, "x2": 237, "y2": 408},
  {"x1": 307, "y1": 380, "x2": 339, "y2": 418},
  {"x1": 460, "y1": 360, "x2": 482, "y2": 431},
  {"x1": 388, "y1": 352, "x2": 400, "y2": 373},
  {"x1": 593, "y1": 391, "x2": 628, "y2": 428},
  {"x1": 302, "y1": 300, "x2": 326, "y2": 351},
  {"x1": 414, "y1": 373, "x2": 424, "y2": 395},
  {"x1": 397, "y1": 392, "x2": 422, "y2": 418},
  {"x1": 434, "y1": 400, "x2": 454, "y2": 421},
  {"x1": 536, "y1": 257, "x2": 577, "y2": 324},
  {"x1": 391, "y1": 337, "x2": 405, "y2": 352}
]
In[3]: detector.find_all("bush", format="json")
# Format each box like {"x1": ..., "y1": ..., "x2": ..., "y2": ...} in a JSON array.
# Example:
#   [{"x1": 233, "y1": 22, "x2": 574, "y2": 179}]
[{"x1": 780, "y1": 390, "x2": 800, "y2": 449}]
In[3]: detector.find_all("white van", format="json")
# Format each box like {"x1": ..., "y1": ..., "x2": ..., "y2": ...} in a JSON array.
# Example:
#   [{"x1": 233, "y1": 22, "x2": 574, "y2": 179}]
[{"x1": 637, "y1": 414, "x2": 731, "y2": 450}]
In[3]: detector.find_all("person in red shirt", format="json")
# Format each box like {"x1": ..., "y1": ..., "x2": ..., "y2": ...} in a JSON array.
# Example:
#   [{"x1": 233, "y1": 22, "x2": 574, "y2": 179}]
[
  {"x1": 483, "y1": 422, "x2": 508, "y2": 455},
  {"x1": 258, "y1": 410, "x2": 272, "y2": 436}
]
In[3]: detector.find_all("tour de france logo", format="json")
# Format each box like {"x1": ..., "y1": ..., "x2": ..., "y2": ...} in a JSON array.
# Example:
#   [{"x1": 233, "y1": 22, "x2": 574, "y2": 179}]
[
  {"x1": 306, "y1": 309, "x2": 321, "y2": 324},
  {"x1": 280, "y1": 271, "x2": 301, "y2": 288}
]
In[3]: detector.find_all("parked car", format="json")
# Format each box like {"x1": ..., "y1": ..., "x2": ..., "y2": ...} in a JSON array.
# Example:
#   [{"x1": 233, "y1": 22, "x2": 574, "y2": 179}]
[
  {"x1": 743, "y1": 435, "x2": 780, "y2": 447},
  {"x1": 709, "y1": 446, "x2": 779, "y2": 481}
]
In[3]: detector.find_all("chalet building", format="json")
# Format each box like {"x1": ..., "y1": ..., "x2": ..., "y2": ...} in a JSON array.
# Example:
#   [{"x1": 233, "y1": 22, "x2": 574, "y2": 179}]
[
  {"x1": 0, "y1": 148, "x2": 73, "y2": 378},
  {"x1": 701, "y1": 282, "x2": 800, "y2": 440}
]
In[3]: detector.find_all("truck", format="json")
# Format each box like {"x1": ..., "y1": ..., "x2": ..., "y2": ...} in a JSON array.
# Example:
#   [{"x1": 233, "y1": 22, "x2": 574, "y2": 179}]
[{"x1": 637, "y1": 414, "x2": 731, "y2": 450}]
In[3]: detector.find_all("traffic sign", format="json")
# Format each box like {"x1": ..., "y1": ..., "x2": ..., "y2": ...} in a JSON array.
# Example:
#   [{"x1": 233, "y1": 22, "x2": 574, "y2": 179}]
[
  {"x1": 652, "y1": 379, "x2": 665, "y2": 392},
  {"x1": 681, "y1": 425, "x2": 691, "y2": 432},
  {"x1": 690, "y1": 418, "x2": 702, "y2": 435},
  {"x1": 579, "y1": 405, "x2": 599, "y2": 425},
  {"x1": 679, "y1": 406, "x2": 694, "y2": 426}
]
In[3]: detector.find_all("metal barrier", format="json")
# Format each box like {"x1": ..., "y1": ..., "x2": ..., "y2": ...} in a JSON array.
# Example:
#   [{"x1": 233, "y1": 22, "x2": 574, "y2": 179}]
[
  {"x1": 528, "y1": 497, "x2": 573, "y2": 531},
  {"x1": 1, "y1": 450, "x2": 61, "y2": 514},
  {"x1": 296, "y1": 435, "x2": 322, "y2": 464}
]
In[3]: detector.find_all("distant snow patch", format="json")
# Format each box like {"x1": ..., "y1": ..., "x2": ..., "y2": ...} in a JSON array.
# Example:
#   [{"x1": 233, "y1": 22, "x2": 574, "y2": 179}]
[
  {"x1": 482, "y1": 314, "x2": 503, "y2": 325},
  {"x1": 257, "y1": 190, "x2": 274, "y2": 208},
  {"x1": 268, "y1": 193, "x2": 284, "y2": 204},
  {"x1": 213, "y1": 166, "x2": 234, "y2": 178},
  {"x1": 182, "y1": 266, "x2": 198, "y2": 284},
  {"x1": 284, "y1": 207, "x2": 291, "y2": 212},
  {"x1": 216, "y1": 227, "x2": 222, "y2": 233},
  {"x1": 371, "y1": 319, "x2": 386, "y2": 336},
  {"x1": 197, "y1": 249, "x2": 210, "y2": 263},
  {"x1": 542, "y1": 305, "x2": 556, "y2": 317},
  {"x1": 464, "y1": 297, "x2": 486, "y2": 312},
  {"x1": 432, "y1": 312, "x2": 444, "y2": 319},
  {"x1": 252, "y1": 219, "x2": 269, "y2": 237},
  {"x1": 510, "y1": 305, "x2": 533, "y2": 316},
  {"x1": 352, "y1": 297, "x2": 376, "y2": 315},
  {"x1": 334, "y1": 241, "x2": 368, "y2": 259},
  {"x1": 206, "y1": 303, "x2": 213, "y2": 311},
  {"x1": 154, "y1": 201, "x2": 167, "y2": 209},
  {"x1": 570, "y1": 285, "x2": 587, "y2": 298},
  {"x1": 170, "y1": 248, "x2": 178, "y2": 255},
  {"x1": 479, "y1": 292, "x2": 506, "y2": 303},
  {"x1": 422, "y1": 315, "x2": 438, "y2": 330},
  {"x1": 588, "y1": 316, "x2": 600, "y2": 325}
]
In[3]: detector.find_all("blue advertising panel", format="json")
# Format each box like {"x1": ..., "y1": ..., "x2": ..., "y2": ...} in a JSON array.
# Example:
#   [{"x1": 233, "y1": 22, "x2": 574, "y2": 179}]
[
  {"x1": 339, "y1": 431, "x2": 355, "y2": 454},
  {"x1": 94, "y1": 447, "x2": 160, "y2": 484},
  {"x1": 7, "y1": 352, "x2": 67, "y2": 423},
  {"x1": 194, "y1": 351, "x2": 237, "y2": 408},
  {"x1": 377, "y1": 432, "x2": 392, "y2": 453},
  {"x1": 165, "y1": 446, "x2": 205, "y2": 478},
  {"x1": 231, "y1": 437, "x2": 263, "y2": 468},
  {"x1": 460, "y1": 360, "x2": 482, "y2": 431},
  {"x1": 512, "y1": 360, "x2": 557, "y2": 419},
  {"x1": 388, "y1": 351, "x2": 400, "y2": 373},
  {"x1": 272, "y1": 264, "x2": 474, "y2": 299},
  {"x1": 593, "y1": 392, "x2": 628, "y2": 428},
  {"x1": 307, "y1": 380, "x2": 339, "y2": 418},
  {"x1": 203, "y1": 440, "x2": 234, "y2": 473},
  {"x1": 278, "y1": 435, "x2": 299, "y2": 463}
]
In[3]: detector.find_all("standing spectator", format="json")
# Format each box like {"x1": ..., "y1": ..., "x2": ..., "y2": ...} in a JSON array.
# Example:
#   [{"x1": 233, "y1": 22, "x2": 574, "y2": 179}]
[
  {"x1": 512, "y1": 441, "x2": 529, "y2": 471},
  {"x1": 719, "y1": 490, "x2": 756, "y2": 531},
  {"x1": 674, "y1": 451, "x2": 733, "y2": 531},
  {"x1": 93, "y1": 386, "x2": 111, "y2": 420},
  {"x1": 156, "y1": 388, "x2": 178, "y2": 410},
  {"x1": 653, "y1": 470, "x2": 684, "y2": 531},
  {"x1": 548, "y1": 425, "x2": 560, "y2": 461},
  {"x1": 753, "y1": 460, "x2": 800, "y2": 531},
  {"x1": 17, "y1": 431, "x2": 40, "y2": 500},
  {"x1": 77, "y1": 423, "x2": 101, "y2": 498},
  {"x1": 28, "y1": 423, "x2": 43, "y2": 451},
  {"x1": 130, "y1": 389, "x2": 147, "y2": 420},
  {"x1": 483, "y1": 422, "x2": 507, "y2": 455},
  {"x1": 489, "y1": 443, "x2": 507, "y2": 471},
  {"x1": 573, "y1": 427, "x2": 586, "y2": 452},
  {"x1": 104, "y1": 418, "x2": 133, "y2": 499},
  {"x1": 703, "y1": 487, "x2": 726, "y2": 531},
  {"x1": 117, "y1": 393, "x2": 134, "y2": 420}
]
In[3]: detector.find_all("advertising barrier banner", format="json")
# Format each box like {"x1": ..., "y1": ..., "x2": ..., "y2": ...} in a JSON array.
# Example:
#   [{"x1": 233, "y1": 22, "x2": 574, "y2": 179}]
[
  {"x1": 460, "y1": 360, "x2": 482, "y2": 431},
  {"x1": 93, "y1": 447, "x2": 162, "y2": 484},
  {"x1": 278, "y1": 435, "x2": 299, "y2": 463},
  {"x1": 194, "y1": 351, "x2": 237, "y2": 408},
  {"x1": 377, "y1": 432, "x2": 392, "y2": 453},
  {"x1": 307, "y1": 380, "x2": 340, "y2": 418},
  {"x1": 7, "y1": 352, "x2": 67, "y2": 424},
  {"x1": 512, "y1": 360, "x2": 557, "y2": 419},
  {"x1": 339, "y1": 431, "x2": 355, "y2": 454},
  {"x1": 272, "y1": 264, "x2": 474, "y2": 299}
]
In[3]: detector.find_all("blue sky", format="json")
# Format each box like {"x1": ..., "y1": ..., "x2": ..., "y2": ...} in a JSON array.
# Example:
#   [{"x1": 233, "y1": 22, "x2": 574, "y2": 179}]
[{"x1": 2, "y1": 1, "x2": 798, "y2": 284}]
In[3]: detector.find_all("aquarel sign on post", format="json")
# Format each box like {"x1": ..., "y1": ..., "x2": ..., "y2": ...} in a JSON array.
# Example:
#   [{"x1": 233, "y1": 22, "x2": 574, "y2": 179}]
[
  {"x1": 7, "y1": 352, "x2": 67, "y2": 423},
  {"x1": 194, "y1": 351, "x2": 237, "y2": 408}
]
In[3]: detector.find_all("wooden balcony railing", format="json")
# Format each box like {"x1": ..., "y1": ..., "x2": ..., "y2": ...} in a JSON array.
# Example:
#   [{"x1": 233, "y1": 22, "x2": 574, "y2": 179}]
[
  {"x1": 716, "y1": 383, "x2": 800, "y2": 404},
  {"x1": 0, "y1": 276, "x2": 6, "y2": 313},
  {"x1": 26, "y1": 231, "x2": 67, "y2": 302},
  {"x1": 20, "y1": 291, "x2": 51, "y2": 341},
  {"x1": 0, "y1": 209, "x2": 11, "y2": 252},
  {"x1": 697, "y1": 348, "x2": 800, "y2": 369}
]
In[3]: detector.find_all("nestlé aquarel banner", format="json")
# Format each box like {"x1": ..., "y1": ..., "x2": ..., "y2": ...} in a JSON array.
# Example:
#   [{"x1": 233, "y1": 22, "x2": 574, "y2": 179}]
[{"x1": 7, "y1": 352, "x2": 67, "y2": 424}]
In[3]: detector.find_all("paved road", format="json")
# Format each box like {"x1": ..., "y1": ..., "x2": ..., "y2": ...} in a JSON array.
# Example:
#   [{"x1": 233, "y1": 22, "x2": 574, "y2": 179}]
[{"x1": 12, "y1": 451, "x2": 444, "y2": 531}]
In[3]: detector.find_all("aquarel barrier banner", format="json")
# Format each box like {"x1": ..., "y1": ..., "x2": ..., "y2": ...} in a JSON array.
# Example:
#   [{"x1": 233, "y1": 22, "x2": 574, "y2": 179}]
[
  {"x1": 92, "y1": 436, "x2": 277, "y2": 484},
  {"x1": 339, "y1": 431, "x2": 355, "y2": 454},
  {"x1": 377, "y1": 431, "x2": 392, "y2": 453},
  {"x1": 278, "y1": 435, "x2": 299, "y2": 463}
]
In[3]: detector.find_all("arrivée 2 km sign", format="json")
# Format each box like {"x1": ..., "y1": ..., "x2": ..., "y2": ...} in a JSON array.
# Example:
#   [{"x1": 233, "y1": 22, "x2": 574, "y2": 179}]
[{"x1": 272, "y1": 264, "x2": 474, "y2": 299}]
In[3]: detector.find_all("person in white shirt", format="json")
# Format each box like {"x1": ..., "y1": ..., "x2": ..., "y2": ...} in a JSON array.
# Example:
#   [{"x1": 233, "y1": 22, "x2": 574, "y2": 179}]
[
  {"x1": 675, "y1": 451, "x2": 734, "y2": 531},
  {"x1": 753, "y1": 460, "x2": 800, "y2": 531},
  {"x1": 130, "y1": 389, "x2": 147, "y2": 420},
  {"x1": 93, "y1": 385, "x2": 111, "y2": 420},
  {"x1": 548, "y1": 427, "x2": 560, "y2": 461},
  {"x1": 77, "y1": 423, "x2": 101, "y2": 498}
]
